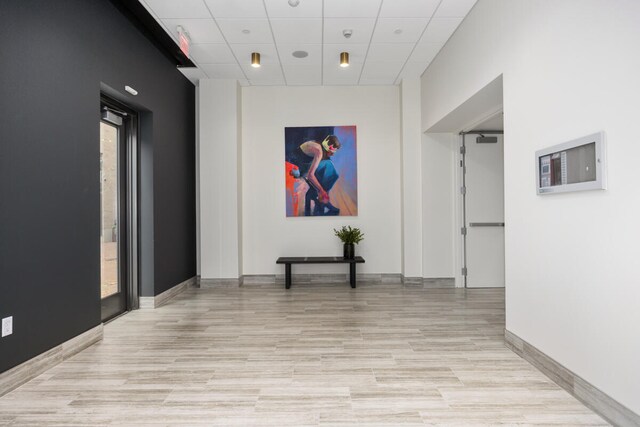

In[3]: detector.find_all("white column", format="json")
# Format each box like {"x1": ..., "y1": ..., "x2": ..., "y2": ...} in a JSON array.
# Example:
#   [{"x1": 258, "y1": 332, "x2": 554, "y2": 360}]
[
  {"x1": 400, "y1": 78, "x2": 423, "y2": 279},
  {"x1": 197, "y1": 79, "x2": 242, "y2": 279}
]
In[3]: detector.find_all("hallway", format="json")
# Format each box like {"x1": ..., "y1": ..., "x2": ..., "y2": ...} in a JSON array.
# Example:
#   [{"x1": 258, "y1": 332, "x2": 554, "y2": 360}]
[{"x1": 0, "y1": 284, "x2": 605, "y2": 426}]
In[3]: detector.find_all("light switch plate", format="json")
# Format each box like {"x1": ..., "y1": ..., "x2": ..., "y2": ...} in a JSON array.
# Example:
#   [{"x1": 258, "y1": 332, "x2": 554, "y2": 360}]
[{"x1": 2, "y1": 316, "x2": 13, "y2": 337}]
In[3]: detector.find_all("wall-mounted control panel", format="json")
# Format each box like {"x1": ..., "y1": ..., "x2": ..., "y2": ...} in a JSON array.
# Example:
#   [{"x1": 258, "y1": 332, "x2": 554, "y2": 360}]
[{"x1": 536, "y1": 132, "x2": 606, "y2": 195}]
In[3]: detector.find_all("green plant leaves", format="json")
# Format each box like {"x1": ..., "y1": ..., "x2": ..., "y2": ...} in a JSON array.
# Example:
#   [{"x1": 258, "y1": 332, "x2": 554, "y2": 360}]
[{"x1": 333, "y1": 225, "x2": 364, "y2": 245}]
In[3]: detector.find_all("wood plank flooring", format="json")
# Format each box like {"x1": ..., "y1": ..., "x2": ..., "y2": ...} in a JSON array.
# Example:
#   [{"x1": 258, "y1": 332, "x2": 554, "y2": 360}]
[{"x1": 0, "y1": 283, "x2": 607, "y2": 426}]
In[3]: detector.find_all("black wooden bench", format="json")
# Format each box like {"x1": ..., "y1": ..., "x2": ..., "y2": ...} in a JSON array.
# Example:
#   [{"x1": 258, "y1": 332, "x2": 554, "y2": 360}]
[{"x1": 276, "y1": 256, "x2": 366, "y2": 289}]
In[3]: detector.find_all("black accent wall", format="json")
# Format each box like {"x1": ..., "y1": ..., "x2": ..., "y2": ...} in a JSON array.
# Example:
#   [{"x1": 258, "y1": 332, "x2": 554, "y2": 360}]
[{"x1": 0, "y1": 0, "x2": 196, "y2": 373}]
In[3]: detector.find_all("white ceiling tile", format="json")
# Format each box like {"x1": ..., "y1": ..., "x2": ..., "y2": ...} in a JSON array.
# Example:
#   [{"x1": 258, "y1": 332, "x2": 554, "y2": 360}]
[
  {"x1": 203, "y1": 0, "x2": 266, "y2": 18},
  {"x1": 241, "y1": 62, "x2": 285, "y2": 81},
  {"x1": 248, "y1": 78, "x2": 286, "y2": 86},
  {"x1": 270, "y1": 18, "x2": 322, "y2": 45},
  {"x1": 230, "y1": 44, "x2": 280, "y2": 66},
  {"x1": 323, "y1": 0, "x2": 382, "y2": 18},
  {"x1": 282, "y1": 64, "x2": 322, "y2": 85},
  {"x1": 244, "y1": 62, "x2": 286, "y2": 84},
  {"x1": 366, "y1": 43, "x2": 414, "y2": 63},
  {"x1": 216, "y1": 19, "x2": 273, "y2": 44},
  {"x1": 144, "y1": 0, "x2": 475, "y2": 86},
  {"x1": 435, "y1": 0, "x2": 477, "y2": 18},
  {"x1": 379, "y1": 0, "x2": 439, "y2": 18},
  {"x1": 372, "y1": 18, "x2": 429, "y2": 43},
  {"x1": 360, "y1": 61, "x2": 404, "y2": 80},
  {"x1": 409, "y1": 40, "x2": 442, "y2": 64},
  {"x1": 200, "y1": 63, "x2": 246, "y2": 79},
  {"x1": 324, "y1": 44, "x2": 369, "y2": 64},
  {"x1": 323, "y1": 62, "x2": 363, "y2": 86},
  {"x1": 189, "y1": 43, "x2": 236, "y2": 64},
  {"x1": 162, "y1": 19, "x2": 225, "y2": 44},
  {"x1": 143, "y1": 0, "x2": 211, "y2": 18},
  {"x1": 421, "y1": 17, "x2": 463, "y2": 43},
  {"x1": 359, "y1": 77, "x2": 397, "y2": 85},
  {"x1": 323, "y1": 18, "x2": 376, "y2": 44},
  {"x1": 264, "y1": 0, "x2": 322, "y2": 18},
  {"x1": 278, "y1": 44, "x2": 322, "y2": 64},
  {"x1": 395, "y1": 60, "x2": 430, "y2": 82}
]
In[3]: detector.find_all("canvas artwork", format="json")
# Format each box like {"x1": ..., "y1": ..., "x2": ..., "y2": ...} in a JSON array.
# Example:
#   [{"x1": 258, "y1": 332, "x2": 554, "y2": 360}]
[{"x1": 285, "y1": 126, "x2": 358, "y2": 217}]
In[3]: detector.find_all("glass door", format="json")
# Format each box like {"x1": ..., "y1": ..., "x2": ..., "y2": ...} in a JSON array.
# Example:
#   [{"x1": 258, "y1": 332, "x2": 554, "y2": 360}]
[
  {"x1": 100, "y1": 96, "x2": 138, "y2": 322},
  {"x1": 100, "y1": 116, "x2": 127, "y2": 321},
  {"x1": 100, "y1": 121, "x2": 120, "y2": 300}
]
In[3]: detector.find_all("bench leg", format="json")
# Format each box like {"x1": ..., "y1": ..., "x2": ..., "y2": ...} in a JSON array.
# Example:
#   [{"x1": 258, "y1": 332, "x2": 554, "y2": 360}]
[
  {"x1": 285, "y1": 264, "x2": 292, "y2": 289},
  {"x1": 350, "y1": 263, "x2": 356, "y2": 288}
]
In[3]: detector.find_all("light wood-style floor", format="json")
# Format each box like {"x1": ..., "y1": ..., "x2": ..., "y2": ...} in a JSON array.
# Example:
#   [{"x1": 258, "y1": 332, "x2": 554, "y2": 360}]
[{"x1": 0, "y1": 283, "x2": 607, "y2": 426}]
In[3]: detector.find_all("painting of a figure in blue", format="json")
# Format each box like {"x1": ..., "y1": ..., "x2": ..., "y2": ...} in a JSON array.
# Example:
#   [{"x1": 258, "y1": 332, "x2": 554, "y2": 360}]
[{"x1": 285, "y1": 126, "x2": 357, "y2": 217}]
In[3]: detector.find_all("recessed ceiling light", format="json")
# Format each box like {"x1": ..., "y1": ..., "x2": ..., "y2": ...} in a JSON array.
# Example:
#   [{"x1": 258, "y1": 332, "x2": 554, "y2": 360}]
[
  {"x1": 394, "y1": 28, "x2": 403, "y2": 35},
  {"x1": 340, "y1": 52, "x2": 349, "y2": 68},
  {"x1": 251, "y1": 52, "x2": 261, "y2": 68},
  {"x1": 292, "y1": 50, "x2": 308, "y2": 58},
  {"x1": 242, "y1": 29, "x2": 251, "y2": 34},
  {"x1": 288, "y1": 0, "x2": 300, "y2": 7}
]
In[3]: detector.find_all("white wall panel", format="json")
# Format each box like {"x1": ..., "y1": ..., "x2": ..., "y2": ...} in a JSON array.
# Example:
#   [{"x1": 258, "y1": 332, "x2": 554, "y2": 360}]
[
  {"x1": 421, "y1": 0, "x2": 640, "y2": 414},
  {"x1": 241, "y1": 86, "x2": 402, "y2": 275}
]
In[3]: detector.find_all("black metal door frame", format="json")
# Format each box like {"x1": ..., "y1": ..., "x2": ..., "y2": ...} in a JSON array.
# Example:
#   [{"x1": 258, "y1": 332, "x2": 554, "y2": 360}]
[{"x1": 100, "y1": 95, "x2": 139, "y2": 322}]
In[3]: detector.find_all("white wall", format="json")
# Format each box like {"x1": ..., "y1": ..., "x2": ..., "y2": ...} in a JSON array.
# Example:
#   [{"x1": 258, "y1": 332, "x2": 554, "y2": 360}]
[
  {"x1": 241, "y1": 86, "x2": 402, "y2": 275},
  {"x1": 198, "y1": 79, "x2": 242, "y2": 279},
  {"x1": 421, "y1": 133, "x2": 456, "y2": 279},
  {"x1": 421, "y1": 0, "x2": 640, "y2": 414},
  {"x1": 400, "y1": 79, "x2": 423, "y2": 278}
]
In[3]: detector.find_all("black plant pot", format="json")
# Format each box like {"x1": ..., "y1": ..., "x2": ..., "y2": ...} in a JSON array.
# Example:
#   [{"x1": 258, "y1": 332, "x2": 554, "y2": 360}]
[{"x1": 343, "y1": 243, "x2": 355, "y2": 259}]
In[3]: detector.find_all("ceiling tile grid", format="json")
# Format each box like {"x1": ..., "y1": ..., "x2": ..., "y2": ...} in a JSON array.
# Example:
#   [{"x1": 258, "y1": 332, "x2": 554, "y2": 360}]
[{"x1": 139, "y1": 0, "x2": 477, "y2": 86}]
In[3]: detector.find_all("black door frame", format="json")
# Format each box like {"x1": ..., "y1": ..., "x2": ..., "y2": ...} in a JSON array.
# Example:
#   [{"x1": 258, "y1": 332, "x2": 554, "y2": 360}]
[{"x1": 100, "y1": 94, "x2": 140, "y2": 322}]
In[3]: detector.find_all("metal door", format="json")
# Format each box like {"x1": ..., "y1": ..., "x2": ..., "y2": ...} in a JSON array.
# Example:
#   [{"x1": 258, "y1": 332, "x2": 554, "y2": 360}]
[{"x1": 461, "y1": 133, "x2": 505, "y2": 288}]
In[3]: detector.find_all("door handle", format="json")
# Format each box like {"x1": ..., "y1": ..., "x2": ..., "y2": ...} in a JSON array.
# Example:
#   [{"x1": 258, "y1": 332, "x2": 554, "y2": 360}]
[{"x1": 469, "y1": 222, "x2": 505, "y2": 227}]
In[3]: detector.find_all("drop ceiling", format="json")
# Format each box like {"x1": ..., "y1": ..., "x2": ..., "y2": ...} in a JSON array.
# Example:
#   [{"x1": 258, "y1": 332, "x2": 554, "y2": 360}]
[{"x1": 139, "y1": 0, "x2": 477, "y2": 86}]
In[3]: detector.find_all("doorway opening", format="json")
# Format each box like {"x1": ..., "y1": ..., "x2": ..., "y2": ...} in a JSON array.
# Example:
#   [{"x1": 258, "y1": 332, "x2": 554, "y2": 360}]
[
  {"x1": 100, "y1": 95, "x2": 139, "y2": 322},
  {"x1": 459, "y1": 115, "x2": 505, "y2": 288}
]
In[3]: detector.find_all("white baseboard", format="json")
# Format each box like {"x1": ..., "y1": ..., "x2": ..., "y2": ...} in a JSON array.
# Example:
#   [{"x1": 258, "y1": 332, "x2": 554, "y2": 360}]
[
  {"x1": 0, "y1": 324, "x2": 103, "y2": 397},
  {"x1": 139, "y1": 276, "x2": 197, "y2": 309},
  {"x1": 402, "y1": 277, "x2": 455, "y2": 287},
  {"x1": 199, "y1": 274, "x2": 453, "y2": 287},
  {"x1": 505, "y1": 329, "x2": 639, "y2": 426},
  {"x1": 199, "y1": 277, "x2": 243, "y2": 288}
]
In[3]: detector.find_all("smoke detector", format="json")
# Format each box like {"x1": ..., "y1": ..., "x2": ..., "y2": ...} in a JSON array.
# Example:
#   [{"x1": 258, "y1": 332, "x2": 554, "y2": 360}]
[
  {"x1": 288, "y1": 0, "x2": 300, "y2": 7},
  {"x1": 342, "y1": 29, "x2": 353, "y2": 39}
]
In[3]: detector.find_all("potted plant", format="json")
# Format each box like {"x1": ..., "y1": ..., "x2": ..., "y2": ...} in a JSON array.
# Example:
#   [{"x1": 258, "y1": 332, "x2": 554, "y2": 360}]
[{"x1": 334, "y1": 226, "x2": 364, "y2": 259}]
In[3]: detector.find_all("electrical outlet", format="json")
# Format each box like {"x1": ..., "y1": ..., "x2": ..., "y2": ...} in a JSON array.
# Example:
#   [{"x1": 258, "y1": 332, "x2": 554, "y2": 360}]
[{"x1": 2, "y1": 316, "x2": 13, "y2": 337}]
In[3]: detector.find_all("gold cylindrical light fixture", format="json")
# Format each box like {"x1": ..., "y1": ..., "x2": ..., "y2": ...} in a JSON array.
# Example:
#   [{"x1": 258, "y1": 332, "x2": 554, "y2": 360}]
[
  {"x1": 340, "y1": 51, "x2": 349, "y2": 67},
  {"x1": 251, "y1": 52, "x2": 261, "y2": 68}
]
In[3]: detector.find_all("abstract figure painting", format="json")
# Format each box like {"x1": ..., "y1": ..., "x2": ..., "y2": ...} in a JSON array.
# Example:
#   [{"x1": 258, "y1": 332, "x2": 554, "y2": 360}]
[{"x1": 285, "y1": 126, "x2": 358, "y2": 217}]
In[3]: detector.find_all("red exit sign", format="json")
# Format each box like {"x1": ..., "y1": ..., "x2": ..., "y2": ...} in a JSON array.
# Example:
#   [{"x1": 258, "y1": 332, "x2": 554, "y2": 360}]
[{"x1": 177, "y1": 26, "x2": 190, "y2": 58}]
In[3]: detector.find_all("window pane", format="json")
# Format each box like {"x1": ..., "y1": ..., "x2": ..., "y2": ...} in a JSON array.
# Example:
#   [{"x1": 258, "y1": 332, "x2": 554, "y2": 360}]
[{"x1": 100, "y1": 122, "x2": 119, "y2": 298}]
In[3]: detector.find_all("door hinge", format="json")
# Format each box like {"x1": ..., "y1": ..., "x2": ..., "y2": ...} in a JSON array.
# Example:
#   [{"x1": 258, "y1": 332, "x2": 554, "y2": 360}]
[
  {"x1": 460, "y1": 186, "x2": 466, "y2": 195},
  {"x1": 460, "y1": 146, "x2": 466, "y2": 155},
  {"x1": 460, "y1": 160, "x2": 463, "y2": 167},
  {"x1": 461, "y1": 227, "x2": 467, "y2": 235},
  {"x1": 461, "y1": 267, "x2": 467, "y2": 276}
]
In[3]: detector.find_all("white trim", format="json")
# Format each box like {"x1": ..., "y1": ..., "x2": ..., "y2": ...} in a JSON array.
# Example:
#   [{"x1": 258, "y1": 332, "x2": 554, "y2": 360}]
[{"x1": 454, "y1": 133, "x2": 465, "y2": 288}]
